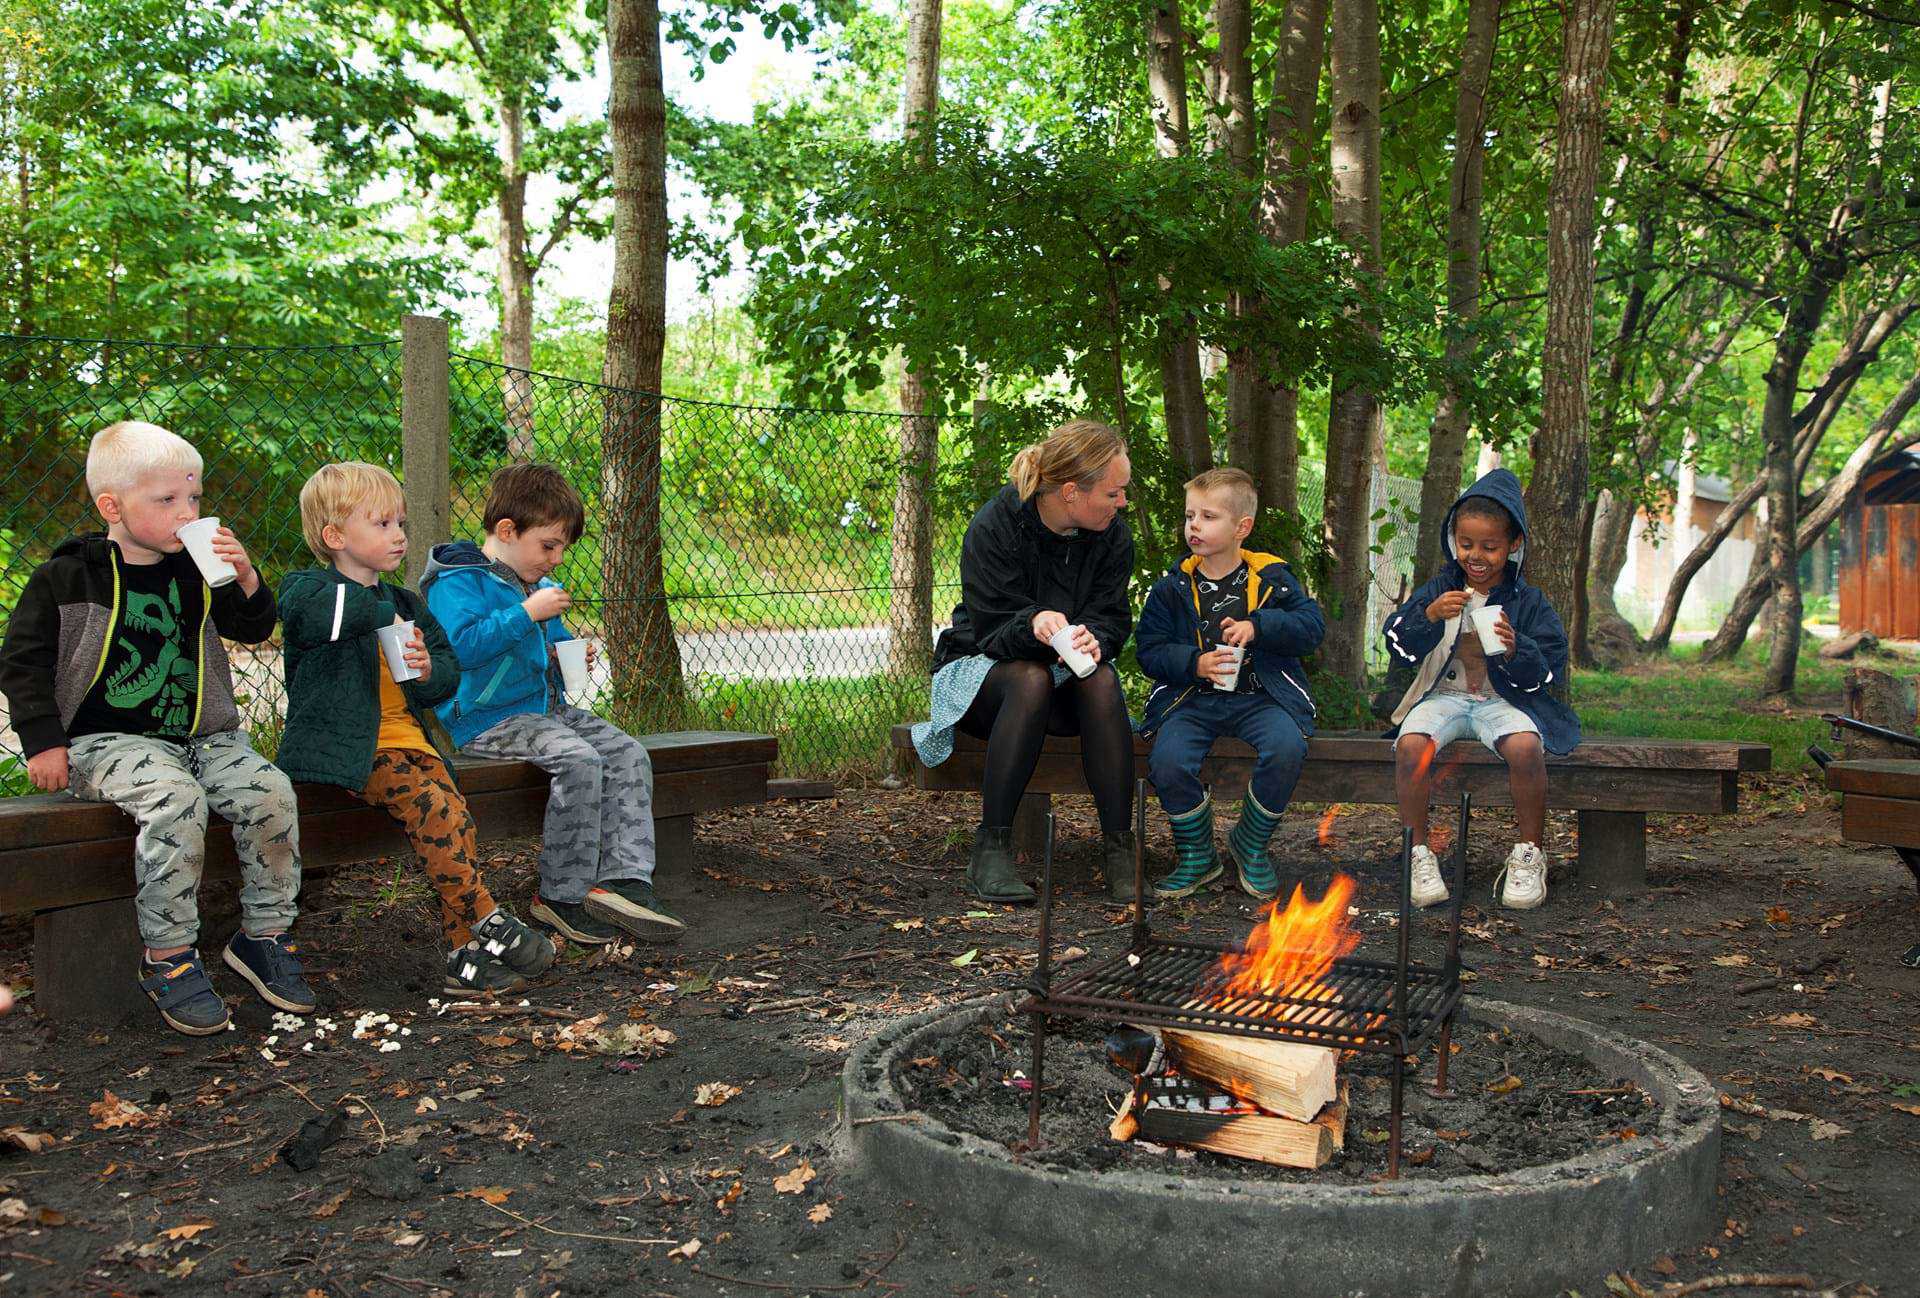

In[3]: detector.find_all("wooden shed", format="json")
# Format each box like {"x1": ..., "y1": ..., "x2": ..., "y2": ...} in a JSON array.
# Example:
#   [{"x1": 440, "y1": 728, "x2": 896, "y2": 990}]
[{"x1": 1837, "y1": 450, "x2": 1920, "y2": 638}]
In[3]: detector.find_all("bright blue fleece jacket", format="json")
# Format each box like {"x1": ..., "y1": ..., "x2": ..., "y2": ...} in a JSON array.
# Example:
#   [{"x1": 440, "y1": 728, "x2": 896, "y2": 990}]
[{"x1": 419, "y1": 541, "x2": 576, "y2": 748}]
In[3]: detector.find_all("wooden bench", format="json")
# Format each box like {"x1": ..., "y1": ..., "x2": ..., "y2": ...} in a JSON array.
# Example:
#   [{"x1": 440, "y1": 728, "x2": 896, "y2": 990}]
[
  {"x1": 1822, "y1": 759, "x2": 1920, "y2": 893},
  {"x1": 0, "y1": 730, "x2": 777, "y2": 1022},
  {"x1": 889, "y1": 725, "x2": 1770, "y2": 892}
]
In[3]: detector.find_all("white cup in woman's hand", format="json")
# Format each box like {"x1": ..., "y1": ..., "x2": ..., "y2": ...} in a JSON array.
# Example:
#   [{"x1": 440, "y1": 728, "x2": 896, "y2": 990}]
[
  {"x1": 1049, "y1": 624, "x2": 1098, "y2": 677},
  {"x1": 1031, "y1": 610, "x2": 1070, "y2": 644}
]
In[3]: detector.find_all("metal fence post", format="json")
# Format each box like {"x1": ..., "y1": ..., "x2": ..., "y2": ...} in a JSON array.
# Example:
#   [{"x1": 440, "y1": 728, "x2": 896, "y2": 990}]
[{"x1": 401, "y1": 314, "x2": 451, "y2": 583}]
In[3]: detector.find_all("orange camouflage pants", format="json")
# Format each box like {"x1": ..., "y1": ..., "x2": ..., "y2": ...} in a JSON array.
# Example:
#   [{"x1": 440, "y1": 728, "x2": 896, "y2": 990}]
[{"x1": 357, "y1": 749, "x2": 496, "y2": 947}]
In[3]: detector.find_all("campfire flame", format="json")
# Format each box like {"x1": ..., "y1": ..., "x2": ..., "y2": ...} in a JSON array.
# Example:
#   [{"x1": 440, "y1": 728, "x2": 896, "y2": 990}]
[
  {"x1": 1315, "y1": 804, "x2": 1343, "y2": 847},
  {"x1": 1216, "y1": 873, "x2": 1362, "y2": 1010}
]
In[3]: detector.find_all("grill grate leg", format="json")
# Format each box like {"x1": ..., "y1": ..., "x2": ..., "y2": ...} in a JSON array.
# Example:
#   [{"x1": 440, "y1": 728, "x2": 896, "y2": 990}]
[{"x1": 1388, "y1": 1048, "x2": 1406, "y2": 1178}]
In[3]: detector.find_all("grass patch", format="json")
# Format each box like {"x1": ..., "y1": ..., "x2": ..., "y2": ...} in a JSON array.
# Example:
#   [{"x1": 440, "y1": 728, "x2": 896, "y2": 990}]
[{"x1": 1572, "y1": 639, "x2": 1899, "y2": 774}]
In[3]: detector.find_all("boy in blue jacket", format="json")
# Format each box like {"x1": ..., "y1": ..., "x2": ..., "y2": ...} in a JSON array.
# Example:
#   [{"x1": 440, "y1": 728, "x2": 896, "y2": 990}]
[
  {"x1": 421, "y1": 464, "x2": 682, "y2": 947},
  {"x1": 1381, "y1": 468, "x2": 1581, "y2": 911},
  {"x1": 1137, "y1": 469, "x2": 1326, "y2": 901}
]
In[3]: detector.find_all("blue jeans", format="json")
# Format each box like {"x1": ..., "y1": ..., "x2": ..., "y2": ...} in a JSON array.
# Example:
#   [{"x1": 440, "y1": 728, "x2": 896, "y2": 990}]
[{"x1": 1147, "y1": 691, "x2": 1308, "y2": 817}]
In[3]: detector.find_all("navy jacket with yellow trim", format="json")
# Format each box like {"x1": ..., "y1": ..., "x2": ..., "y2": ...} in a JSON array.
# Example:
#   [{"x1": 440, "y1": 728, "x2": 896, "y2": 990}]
[{"x1": 1135, "y1": 549, "x2": 1324, "y2": 738}]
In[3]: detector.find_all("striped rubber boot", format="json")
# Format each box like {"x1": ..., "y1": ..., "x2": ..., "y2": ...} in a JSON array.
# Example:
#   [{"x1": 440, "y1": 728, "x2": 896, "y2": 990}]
[
  {"x1": 1153, "y1": 797, "x2": 1224, "y2": 899},
  {"x1": 1227, "y1": 790, "x2": 1284, "y2": 901}
]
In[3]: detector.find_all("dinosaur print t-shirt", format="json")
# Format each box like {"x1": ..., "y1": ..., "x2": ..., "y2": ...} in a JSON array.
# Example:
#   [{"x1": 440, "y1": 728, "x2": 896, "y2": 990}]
[{"x1": 69, "y1": 551, "x2": 205, "y2": 742}]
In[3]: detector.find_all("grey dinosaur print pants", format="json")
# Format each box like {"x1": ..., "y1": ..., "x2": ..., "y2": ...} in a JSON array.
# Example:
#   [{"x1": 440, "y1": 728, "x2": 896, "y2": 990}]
[
  {"x1": 66, "y1": 729, "x2": 302, "y2": 949},
  {"x1": 463, "y1": 705, "x2": 655, "y2": 902}
]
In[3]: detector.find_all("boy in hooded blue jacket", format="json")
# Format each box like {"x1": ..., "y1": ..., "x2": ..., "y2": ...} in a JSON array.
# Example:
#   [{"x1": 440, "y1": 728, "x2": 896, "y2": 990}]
[
  {"x1": 421, "y1": 464, "x2": 683, "y2": 948},
  {"x1": 1381, "y1": 468, "x2": 1581, "y2": 911},
  {"x1": 1137, "y1": 469, "x2": 1326, "y2": 901}
]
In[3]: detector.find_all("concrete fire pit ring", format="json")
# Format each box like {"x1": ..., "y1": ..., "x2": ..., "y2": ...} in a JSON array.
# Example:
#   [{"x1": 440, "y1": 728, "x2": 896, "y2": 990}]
[{"x1": 841, "y1": 997, "x2": 1720, "y2": 1298}]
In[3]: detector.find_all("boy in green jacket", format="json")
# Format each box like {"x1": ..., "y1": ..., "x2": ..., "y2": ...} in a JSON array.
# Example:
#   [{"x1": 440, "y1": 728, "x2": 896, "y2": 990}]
[{"x1": 276, "y1": 462, "x2": 555, "y2": 995}]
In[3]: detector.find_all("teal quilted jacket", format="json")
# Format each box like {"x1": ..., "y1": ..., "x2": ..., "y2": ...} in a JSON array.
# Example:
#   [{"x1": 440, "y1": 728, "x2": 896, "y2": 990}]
[{"x1": 275, "y1": 567, "x2": 461, "y2": 791}]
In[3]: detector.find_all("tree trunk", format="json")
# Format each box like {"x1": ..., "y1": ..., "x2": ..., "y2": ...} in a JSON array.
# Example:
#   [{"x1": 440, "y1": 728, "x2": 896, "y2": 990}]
[
  {"x1": 1248, "y1": 0, "x2": 1327, "y2": 519},
  {"x1": 888, "y1": 0, "x2": 944, "y2": 680},
  {"x1": 1697, "y1": 360, "x2": 1920, "y2": 665},
  {"x1": 497, "y1": 99, "x2": 537, "y2": 460},
  {"x1": 1413, "y1": 0, "x2": 1500, "y2": 582},
  {"x1": 1523, "y1": 0, "x2": 1616, "y2": 636},
  {"x1": 1215, "y1": 0, "x2": 1260, "y2": 475},
  {"x1": 1321, "y1": 0, "x2": 1382, "y2": 688},
  {"x1": 600, "y1": 0, "x2": 684, "y2": 729},
  {"x1": 1147, "y1": 0, "x2": 1212, "y2": 480}
]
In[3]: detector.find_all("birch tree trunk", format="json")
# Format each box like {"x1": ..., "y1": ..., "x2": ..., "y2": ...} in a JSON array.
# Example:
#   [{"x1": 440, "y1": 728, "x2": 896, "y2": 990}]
[
  {"x1": 600, "y1": 0, "x2": 683, "y2": 727},
  {"x1": 1412, "y1": 0, "x2": 1500, "y2": 580},
  {"x1": 497, "y1": 100, "x2": 537, "y2": 460},
  {"x1": 1248, "y1": 0, "x2": 1327, "y2": 518},
  {"x1": 888, "y1": 0, "x2": 943, "y2": 680},
  {"x1": 1148, "y1": 0, "x2": 1212, "y2": 479},
  {"x1": 1320, "y1": 0, "x2": 1381, "y2": 687},
  {"x1": 1523, "y1": 0, "x2": 1616, "y2": 635}
]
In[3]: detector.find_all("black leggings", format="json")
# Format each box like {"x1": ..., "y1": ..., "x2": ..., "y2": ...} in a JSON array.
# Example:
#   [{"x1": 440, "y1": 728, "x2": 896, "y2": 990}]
[{"x1": 957, "y1": 660, "x2": 1134, "y2": 834}]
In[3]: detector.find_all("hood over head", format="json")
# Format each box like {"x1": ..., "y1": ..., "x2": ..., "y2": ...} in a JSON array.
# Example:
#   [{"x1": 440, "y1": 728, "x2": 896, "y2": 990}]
[
  {"x1": 1442, "y1": 468, "x2": 1528, "y2": 576},
  {"x1": 419, "y1": 540, "x2": 491, "y2": 590}
]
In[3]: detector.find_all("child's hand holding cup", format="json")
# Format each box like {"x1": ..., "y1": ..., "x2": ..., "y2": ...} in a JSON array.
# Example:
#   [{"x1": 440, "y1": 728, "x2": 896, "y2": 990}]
[
  {"x1": 175, "y1": 517, "x2": 240, "y2": 588},
  {"x1": 377, "y1": 615, "x2": 426, "y2": 682},
  {"x1": 1470, "y1": 605, "x2": 1510, "y2": 657}
]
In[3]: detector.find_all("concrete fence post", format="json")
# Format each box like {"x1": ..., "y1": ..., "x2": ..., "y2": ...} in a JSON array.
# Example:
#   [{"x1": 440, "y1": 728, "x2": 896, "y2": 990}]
[{"x1": 401, "y1": 314, "x2": 452, "y2": 583}]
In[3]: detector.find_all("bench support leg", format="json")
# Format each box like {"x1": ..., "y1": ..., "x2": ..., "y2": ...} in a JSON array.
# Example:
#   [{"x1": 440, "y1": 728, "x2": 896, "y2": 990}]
[
  {"x1": 35, "y1": 898, "x2": 151, "y2": 1025},
  {"x1": 656, "y1": 814, "x2": 696, "y2": 898},
  {"x1": 1012, "y1": 793, "x2": 1051, "y2": 862},
  {"x1": 1576, "y1": 810, "x2": 1647, "y2": 893}
]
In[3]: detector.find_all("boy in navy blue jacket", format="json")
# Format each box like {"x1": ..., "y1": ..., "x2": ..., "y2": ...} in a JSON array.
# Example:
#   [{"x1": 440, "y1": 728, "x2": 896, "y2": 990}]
[
  {"x1": 1137, "y1": 469, "x2": 1325, "y2": 901},
  {"x1": 421, "y1": 464, "x2": 682, "y2": 948},
  {"x1": 1381, "y1": 468, "x2": 1581, "y2": 911}
]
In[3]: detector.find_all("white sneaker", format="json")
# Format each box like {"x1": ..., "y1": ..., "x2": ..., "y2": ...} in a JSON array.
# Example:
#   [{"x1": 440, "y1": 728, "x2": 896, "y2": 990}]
[
  {"x1": 1409, "y1": 844, "x2": 1450, "y2": 908},
  {"x1": 1498, "y1": 842, "x2": 1547, "y2": 909}
]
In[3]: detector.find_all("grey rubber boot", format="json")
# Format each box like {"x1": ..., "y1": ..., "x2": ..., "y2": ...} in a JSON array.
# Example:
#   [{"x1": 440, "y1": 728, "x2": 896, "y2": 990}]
[{"x1": 965, "y1": 827, "x2": 1036, "y2": 904}]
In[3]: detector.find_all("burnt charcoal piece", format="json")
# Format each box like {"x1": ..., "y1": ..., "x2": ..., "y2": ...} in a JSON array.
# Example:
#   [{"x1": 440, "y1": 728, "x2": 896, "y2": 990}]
[{"x1": 280, "y1": 1109, "x2": 345, "y2": 1172}]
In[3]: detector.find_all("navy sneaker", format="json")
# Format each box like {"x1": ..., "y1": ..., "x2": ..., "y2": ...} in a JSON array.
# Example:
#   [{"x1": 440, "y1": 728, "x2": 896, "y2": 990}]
[
  {"x1": 471, "y1": 907, "x2": 557, "y2": 977},
  {"x1": 138, "y1": 950, "x2": 231, "y2": 1036},
  {"x1": 530, "y1": 895, "x2": 620, "y2": 946},
  {"x1": 444, "y1": 943, "x2": 529, "y2": 996},
  {"x1": 585, "y1": 878, "x2": 686, "y2": 943},
  {"x1": 223, "y1": 932, "x2": 317, "y2": 1013}
]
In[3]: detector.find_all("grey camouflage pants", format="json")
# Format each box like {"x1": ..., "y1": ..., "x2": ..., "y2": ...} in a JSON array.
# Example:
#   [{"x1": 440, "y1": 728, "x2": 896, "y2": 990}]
[
  {"x1": 66, "y1": 729, "x2": 302, "y2": 949},
  {"x1": 464, "y1": 705, "x2": 655, "y2": 902}
]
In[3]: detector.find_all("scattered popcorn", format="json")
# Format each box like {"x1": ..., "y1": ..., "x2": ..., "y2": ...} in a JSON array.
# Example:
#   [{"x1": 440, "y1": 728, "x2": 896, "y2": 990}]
[
  {"x1": 265, "y1": 1036, "x2": 279, "y2": 1047},
  {"x1": 1126, "y1": 953, "x2": 1141, "y2": 967},
  {"x1": 260, "y1": 1048, "x2": 276, "y2": 1062},
  {"x1": 400, "y1": 1028, "x2": 412, "y2": 1037},
  {"x1": 1792, "y1": 982, "x2": 1805, "y2": 993},
  {"x1": 302, "y1": 1043, "x2": 314, "y2": 1054},
  {"x1": 378, "y1": 1041, "x2": 402, "y2": 1054}
]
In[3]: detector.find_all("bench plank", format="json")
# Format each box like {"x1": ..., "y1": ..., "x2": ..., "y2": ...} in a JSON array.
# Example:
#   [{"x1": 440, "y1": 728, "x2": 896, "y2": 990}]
[{"x1": 1824, "y1": 759, "x2": 1920, "y2": 800}]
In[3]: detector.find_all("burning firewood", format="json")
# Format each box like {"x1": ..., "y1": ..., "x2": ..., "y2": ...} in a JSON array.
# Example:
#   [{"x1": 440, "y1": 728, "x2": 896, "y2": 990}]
[
  {"x1": 1160, "y1": 1028, "x2": 1338, "y2": 1124},
  {"x1": 1131, "y1": 1072, "x2": 1350, "y2": 1170}
]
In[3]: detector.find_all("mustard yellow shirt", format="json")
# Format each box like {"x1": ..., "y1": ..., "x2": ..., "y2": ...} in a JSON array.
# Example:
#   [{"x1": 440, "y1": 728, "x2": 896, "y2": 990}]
[{"x1": 375, "y1": 649, "x2": 432, "y2": 752}]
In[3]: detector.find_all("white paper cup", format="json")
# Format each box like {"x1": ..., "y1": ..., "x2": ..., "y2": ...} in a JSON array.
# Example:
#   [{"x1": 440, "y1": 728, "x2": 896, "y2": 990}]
[
  {"x1": 175, "y1": 517, "x2": 238, "y2": 588},
  {"x1": 1049, "y1": 625, "x2": 1097, "y2": 678},
  {"x1": 554, "y1": 639, "x2": 591, "y2": 696},
  {"x1": 376, "y1": 620, "x2": 421, "y2": 683},
  {"x1": 1213, "y1": 643, "x2": 1246, "y2": 691},
  {"x1": 1471, "y1": 604, "x2": 1507, "y2": 656}
]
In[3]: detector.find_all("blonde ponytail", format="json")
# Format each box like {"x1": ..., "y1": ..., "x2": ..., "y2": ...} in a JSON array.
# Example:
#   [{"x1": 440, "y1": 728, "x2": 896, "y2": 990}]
[{"x1": 1008, "y1": 419, "x2": 1126, "y2": 501}]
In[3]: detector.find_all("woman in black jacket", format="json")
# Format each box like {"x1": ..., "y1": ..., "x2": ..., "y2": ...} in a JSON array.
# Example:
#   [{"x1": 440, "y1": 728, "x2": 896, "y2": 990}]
[{"x1": 910, "y1": 420, "x2": 1137, "y2": 904}]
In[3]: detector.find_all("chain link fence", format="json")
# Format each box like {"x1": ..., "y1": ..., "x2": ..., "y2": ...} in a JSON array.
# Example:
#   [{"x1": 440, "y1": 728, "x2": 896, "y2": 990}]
[{"x1": 0, "y1": 328, "x2": 1422, "y2": 795}]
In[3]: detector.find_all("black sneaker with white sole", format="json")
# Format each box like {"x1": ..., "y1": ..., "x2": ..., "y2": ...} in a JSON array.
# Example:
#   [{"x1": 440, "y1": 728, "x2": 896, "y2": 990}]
[
  {"x1": 471, "y1": 907, "x2": 558, "y2": 977},
  {"x1": 530, "y1": 895, "x2": 620, "y2": 945},
  {"x1": 223, "y1": 931, "x2": 317, "y2": 1013},
  {"x1": 444, "y1": 944, "x2": 529, "y2": 995},
  {"x1": 585, "y1": 879, "x2": 686, "y2": 943},
  {"x1": 138, "y1": 950, "x2": 231, "y2": 1036}
]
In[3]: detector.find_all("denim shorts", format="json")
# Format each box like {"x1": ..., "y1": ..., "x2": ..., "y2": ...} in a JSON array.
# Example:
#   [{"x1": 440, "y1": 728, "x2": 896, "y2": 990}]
[{"x1": 1399, "y1": 691, "x2": 1538, "y2": 754}]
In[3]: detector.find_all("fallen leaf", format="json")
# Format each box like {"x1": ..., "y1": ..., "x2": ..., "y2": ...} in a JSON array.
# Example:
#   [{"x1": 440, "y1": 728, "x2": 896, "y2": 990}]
[
  {"x1": 1, "y1": 1127, "x2": 56, "y2": 1154},
  {"x1": 312, "y1": 1189, "x2": 350, "y2": 1219},
  {"x1": 1764, "y1": 1012, "x2": 1818, "y2": 1028},
  {"x1": 773, "y1": 1160, "x2": 816, "y2": 1194},
  {"x1": 818, "y1": 1036, "x2": 850, "y2": 1052},
  {"x1": 159, "y1": 1221, "x2": 214, "y2": 1241},
  {"x1": 392, "y1": 1232, "x2": 425, "y2": 1247},
  {"x1": 1531, "y1": 954, "x2": 1554, "y2": 968},
  {"x1": 1486, "y1": 1075, "x2": 1523, "y2": 1095},
  {"x1": 90, "y1": 1090, "x2": 155, "y2": 1130},
  {"x1": 475, "y1": 1034, "x2": 517, "y2": 1049},
  {"x1": 668, "y1": 1238, "x2": 702, "y2": 1260},
  {"x1": 890, "y1": 918, "x2": 924, "y2": 932},
  {"x1": 1809, "y1": 1068, "x2": 1851, "y2": 1084},
  {"x1": 35, "y1": 1207, "x2": 66, "y2": 1226},
  {"x1": 1765, "y1": 905, "x2": 1792, "y2": 926},
  {"x1": 1650, "y1": 1256, "x2": 1678, "y2": 1276},
  {"x1": 951, "y1": 949, "x2": 978, "y2": 968},
  {"x1": 694, "y1": 1082, "x2": 743, "y2": 1108},
  {"x1": 1711, "y1": 954, "x2": 1753, "y2": 968},
  {"x1": 458, "y1": 1187, "x2": 512, "y2": 1205},
  {"x1": 415, "y1": 1097, "x2": 438, "y2": 1115},
  {"x1": 714, "y1": 1180, "x2": 744, "y2": 1212},
  {"x1": 1809, "y1": 1120, "x2": 1849, "y2": 1141},
  {"x1": 807, "y1": 1202, "x2": 833, "y2": 1223},
  {"x1": 1892, "y1": 1103, "x2": 1920, "y2": 1116},
  {"x1": 0, "y1": 1199, "x2": 25, "y2": 1225}
]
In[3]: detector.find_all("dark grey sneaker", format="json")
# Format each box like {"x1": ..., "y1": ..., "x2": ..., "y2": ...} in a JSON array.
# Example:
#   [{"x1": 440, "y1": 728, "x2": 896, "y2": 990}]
[
  {"x1": 471, "y1": 908, "x2": 558, "y2": 977},
  {"x1": 585, "y1": 879, "x2": 686, "y2": 943},
  {"x1": 444, "y1": 943, "x2": 529, "y2": 996},
  {"x1": 531, "y1": 894, "x2": 620, "y2": 946},
  {"x1": 223, "y1": 932, "x2": 317, "y2": 1013},
  {"x1": 139, "y1": 950, "x2": 231, "y2": 1036}
]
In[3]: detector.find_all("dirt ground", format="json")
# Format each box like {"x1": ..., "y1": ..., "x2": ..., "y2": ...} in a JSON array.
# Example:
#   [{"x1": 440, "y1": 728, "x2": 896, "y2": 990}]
[{"x1": 2, "y1": 777, "x2": 1917, "y2": 1298}]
